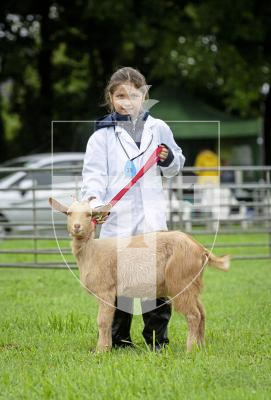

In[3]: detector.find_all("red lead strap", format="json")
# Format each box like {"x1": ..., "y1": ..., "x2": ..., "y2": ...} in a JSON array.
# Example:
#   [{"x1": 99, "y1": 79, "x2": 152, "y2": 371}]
[
  {"x1": 92, "y1": 146, "x2": 162, "y2": 225},
  {"x1": 109, "y1": 146, "x2": 163, "y2": 207}
]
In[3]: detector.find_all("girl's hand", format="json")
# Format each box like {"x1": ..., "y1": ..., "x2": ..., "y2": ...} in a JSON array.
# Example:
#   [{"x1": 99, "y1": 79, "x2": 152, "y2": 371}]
[
  {"x1": 94, "y1": 213, "x2": 110, "y2": 224},
  {"x1": 158, "y1": 145, "x2": 169, "y2": 162},
  {"x1": 92, "y1": 203, "x2": 112, "y2": 224}
]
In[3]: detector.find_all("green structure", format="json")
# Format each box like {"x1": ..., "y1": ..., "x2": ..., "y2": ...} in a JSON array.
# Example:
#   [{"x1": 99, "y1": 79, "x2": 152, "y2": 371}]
[{"x1": 151, "y1": 86, "x2": 262, "y2": 166}]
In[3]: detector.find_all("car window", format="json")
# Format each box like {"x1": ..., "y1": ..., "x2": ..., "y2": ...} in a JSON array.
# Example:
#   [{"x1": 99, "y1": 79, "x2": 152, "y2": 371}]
[
  {"x1": 0, "y1": 161, "x2": 29, "y2": 180},
  {"x1": 33, "y1": 171, "x2": 52, "y2": 186},
  {"x1": 12, "y1": 171, "x2": 52, "y2": 188},
  {"x1": 52, "y1": 161, "x2": 82, "y2": 184},
  {"x1": 28, "y1": 161, "x2": 81, "y2": 186},
  {"x1": 7, "y1": 159, "x2": 83, "y2": 188}
]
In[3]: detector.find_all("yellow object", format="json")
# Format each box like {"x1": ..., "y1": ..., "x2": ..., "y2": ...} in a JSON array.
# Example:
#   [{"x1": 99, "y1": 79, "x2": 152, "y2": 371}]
[{"x1": 194, "y1": 150, "x2": 219, "y2": 185}]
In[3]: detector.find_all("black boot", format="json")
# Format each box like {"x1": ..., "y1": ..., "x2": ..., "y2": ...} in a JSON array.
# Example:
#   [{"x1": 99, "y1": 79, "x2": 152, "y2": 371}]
[
  {"x1": 112, "y1": 297, "x2": 134, "y2": 348},
  {"x1": 141, "y1": 297, "x2": 171, "y2": 351}
]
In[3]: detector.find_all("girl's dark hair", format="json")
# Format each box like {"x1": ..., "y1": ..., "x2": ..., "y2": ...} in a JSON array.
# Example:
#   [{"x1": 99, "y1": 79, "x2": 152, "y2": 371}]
[{"x1": 104, "y1": 66, "x2": 149, "y2": 112}]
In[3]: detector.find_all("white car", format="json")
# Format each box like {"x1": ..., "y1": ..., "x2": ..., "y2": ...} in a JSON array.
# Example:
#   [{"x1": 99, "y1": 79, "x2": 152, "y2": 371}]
[{"x1": 0, "y1": 153, "x2": 84, "y2": 236}]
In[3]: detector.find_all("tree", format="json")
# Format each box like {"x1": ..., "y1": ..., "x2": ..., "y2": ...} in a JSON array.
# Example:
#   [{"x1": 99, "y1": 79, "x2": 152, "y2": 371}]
[
  {"x1": 152, "y1": 0, "x2": 271, "y2": 164},
  {"x1": 0, "y1": 0, "x2": 270, "y2": 164},
  {"x1": 195, "y1": 0, "x2": 271, "y2": 165},
  {"x1": 0, "y1": 1, "x2": 58, "y2": 155}
]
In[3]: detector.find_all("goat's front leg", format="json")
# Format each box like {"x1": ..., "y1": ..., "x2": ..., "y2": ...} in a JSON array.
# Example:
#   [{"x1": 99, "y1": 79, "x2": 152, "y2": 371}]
[{"x1": 96, "y1": 297, "x2": 115, "y2": 352}]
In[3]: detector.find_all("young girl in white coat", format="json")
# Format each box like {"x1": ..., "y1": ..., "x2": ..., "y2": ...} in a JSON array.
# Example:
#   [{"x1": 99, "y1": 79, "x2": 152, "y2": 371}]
[{"x1": 81, "y1": 66, "x2": 185, "y2": 351}]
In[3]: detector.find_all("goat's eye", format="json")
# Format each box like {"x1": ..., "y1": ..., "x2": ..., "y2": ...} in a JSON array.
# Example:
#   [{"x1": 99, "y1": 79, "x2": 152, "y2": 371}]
[{"x1": 86, "y1": 213, "x2": 92, "y2": 218}]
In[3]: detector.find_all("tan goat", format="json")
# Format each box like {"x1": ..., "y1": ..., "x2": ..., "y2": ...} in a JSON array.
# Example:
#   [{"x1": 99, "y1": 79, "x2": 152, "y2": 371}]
[{"x1": 49, "y1": 197, "x2": 230, "y2": 352}]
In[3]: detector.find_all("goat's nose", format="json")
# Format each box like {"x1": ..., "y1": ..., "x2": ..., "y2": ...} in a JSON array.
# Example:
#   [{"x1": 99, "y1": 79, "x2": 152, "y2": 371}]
[{"x1": 74, "y1": 223, "x2": 80, "y2": 229}]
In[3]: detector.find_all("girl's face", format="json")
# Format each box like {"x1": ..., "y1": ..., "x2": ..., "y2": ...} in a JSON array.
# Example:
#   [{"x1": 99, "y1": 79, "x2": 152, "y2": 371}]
[{"x1": 111, "y1": 82, "x2": 145, "y2": 118}]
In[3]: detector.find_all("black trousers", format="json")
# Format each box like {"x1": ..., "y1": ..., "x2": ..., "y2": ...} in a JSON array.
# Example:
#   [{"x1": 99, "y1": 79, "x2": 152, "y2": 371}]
[{"x1": 112, "y1": 297, "x2": 171, "y2": 347}]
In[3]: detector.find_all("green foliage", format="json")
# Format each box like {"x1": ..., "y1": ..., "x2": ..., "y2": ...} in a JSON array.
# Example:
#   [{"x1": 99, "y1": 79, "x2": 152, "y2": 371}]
[{"x1": 0, "y1": 0, "x2": 270, "y2": 158}]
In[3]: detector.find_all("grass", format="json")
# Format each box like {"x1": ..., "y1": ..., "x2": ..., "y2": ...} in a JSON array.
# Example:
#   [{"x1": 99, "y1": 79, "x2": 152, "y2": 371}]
[
  {"x1": 0, "y1": 239, "x2": 75, "y2": 265},
  {"x1": 0, "y1": 236, "x2": 270, "y2": 399},
  {"x1": 0, "y1": 231, "x2": 270, "y2": 266}
]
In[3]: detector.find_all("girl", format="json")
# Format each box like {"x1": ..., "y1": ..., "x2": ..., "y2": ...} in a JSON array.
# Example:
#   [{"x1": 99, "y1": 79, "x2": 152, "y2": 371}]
[{"x1": 81, "y1": 66, "x2": 185, "y2": 351}]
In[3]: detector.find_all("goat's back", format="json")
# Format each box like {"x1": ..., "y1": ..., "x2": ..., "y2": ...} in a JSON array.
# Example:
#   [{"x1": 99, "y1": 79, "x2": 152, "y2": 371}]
[{"x1": 77, "y1": 230, "x2": 222, "y2": 300}]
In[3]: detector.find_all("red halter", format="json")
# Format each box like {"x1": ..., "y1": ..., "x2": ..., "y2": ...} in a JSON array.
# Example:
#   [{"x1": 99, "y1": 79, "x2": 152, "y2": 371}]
[{"x1": 91, "y1": 146, "x2": 163, "y2": 225}]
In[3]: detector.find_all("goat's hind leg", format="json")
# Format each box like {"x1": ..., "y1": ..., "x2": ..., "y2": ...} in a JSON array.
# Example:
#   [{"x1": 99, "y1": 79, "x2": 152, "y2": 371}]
[
  {"x1": 173, "y1": 295, "x2": 201, "y2": 352},
  {"x1": 196, "y1": 299, "x2": 205, "y2": 346},
  {"x1": 96, "y1": 296, "x2": 116, "y2": 352}
]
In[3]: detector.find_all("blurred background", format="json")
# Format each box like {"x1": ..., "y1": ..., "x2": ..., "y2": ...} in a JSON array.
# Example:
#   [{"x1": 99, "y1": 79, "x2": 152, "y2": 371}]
[
  {"x1": 0, "y1": 0, "x2": 270, "y2": 166},
  {"x1": 0, "y1": 3, "x2": 270, "y2": 394},
  {"x1": 0, "y1": 0, "x2": 271, "y2": 255}
]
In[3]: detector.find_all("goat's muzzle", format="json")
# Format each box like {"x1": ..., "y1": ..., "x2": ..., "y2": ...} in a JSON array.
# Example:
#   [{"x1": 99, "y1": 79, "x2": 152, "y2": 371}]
[{"x1": 69, "y1": 223, "x2": 84, "y2": 237}]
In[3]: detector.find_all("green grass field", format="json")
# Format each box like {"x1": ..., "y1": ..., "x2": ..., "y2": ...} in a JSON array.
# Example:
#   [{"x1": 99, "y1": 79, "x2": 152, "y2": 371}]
[
  {"x1": 0, "y1": 232, "x2": 270, "y2": 265},
  {"x1": 0, "y1": 235, "x2": 270, "y2": 399}
]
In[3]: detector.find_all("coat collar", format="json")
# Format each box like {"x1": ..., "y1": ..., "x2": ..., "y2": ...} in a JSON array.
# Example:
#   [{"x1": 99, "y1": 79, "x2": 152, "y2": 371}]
[
  {"x1": 95, "y1": 112, "x2": 157, "y2": 158},
  {"x1": 95, "y1": 110, "x2": 149, "y2": 131},
  {"x1": 115, "y1": 117, "x2": 155, "y2": 157}
]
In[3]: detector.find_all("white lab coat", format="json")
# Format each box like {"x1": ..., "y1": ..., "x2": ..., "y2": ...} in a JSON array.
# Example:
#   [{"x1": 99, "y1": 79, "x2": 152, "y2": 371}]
[{"x1": 81, "y1": 116, "x2": 185, "y2": 238}]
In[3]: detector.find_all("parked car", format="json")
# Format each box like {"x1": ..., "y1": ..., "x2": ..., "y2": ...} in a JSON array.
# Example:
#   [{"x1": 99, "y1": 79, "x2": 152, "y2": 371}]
[
  {"x1": 0, "y1": 153, "x2": 84, "y2": 237},
  {"x1": 0, "y1": 154, "x2": 48, "y2": 180}
]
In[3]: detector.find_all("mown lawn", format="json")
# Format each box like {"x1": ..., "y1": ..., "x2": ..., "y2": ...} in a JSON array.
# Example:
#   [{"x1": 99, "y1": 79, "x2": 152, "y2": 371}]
[
  {"x1": 0, "y1": 231, "x2": 269, "y2": 265},
  {"x1": 0, "y1": 235, "x2": 270, "y2": 399}
]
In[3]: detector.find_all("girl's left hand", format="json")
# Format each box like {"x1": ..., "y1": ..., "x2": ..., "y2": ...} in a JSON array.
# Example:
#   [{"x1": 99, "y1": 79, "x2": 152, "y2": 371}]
[{"x1": 158, "y1": 145, "x2": 169, "y2": 162}]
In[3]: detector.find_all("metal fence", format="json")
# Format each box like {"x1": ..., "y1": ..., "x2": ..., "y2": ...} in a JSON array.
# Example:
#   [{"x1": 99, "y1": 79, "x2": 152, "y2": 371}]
[{"x1": 0, "y1": 165, "x2": 270, "y2": 268}]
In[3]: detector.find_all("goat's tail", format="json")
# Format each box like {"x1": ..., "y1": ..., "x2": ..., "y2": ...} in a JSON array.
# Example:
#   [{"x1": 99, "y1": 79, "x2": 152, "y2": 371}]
[{"x1": 204, "y1": 251, "x2": 230, "y2": 272}]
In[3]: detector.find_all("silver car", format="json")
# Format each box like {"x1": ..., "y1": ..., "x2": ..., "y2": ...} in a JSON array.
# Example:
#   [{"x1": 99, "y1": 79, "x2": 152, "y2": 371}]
[{"x1": 0, "y1": 153, "x2": 84, "y2": 236}]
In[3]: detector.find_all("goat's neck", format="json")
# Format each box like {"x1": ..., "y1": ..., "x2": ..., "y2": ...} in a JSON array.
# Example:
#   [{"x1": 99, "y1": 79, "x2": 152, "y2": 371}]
[{"x1": 71, "y1": 231, "x2": 95, "y2": 260}]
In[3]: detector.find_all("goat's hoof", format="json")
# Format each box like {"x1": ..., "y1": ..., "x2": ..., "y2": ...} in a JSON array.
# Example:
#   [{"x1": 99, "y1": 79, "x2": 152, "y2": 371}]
[
  {"x1": 187, "y1": 342, "x2": 200, "y2": 352},
  {"x1": 89, "y1": 347, "x2": 96, "y2": 354},
  {"x1": 95, "y1": 345, "x2": 111, "y2": 353}
]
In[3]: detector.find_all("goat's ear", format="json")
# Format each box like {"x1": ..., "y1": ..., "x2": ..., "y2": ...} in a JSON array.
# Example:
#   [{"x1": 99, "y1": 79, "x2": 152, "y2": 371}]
[{"x1": 48, "y1": 197, "x2": 68, "y2": 214}]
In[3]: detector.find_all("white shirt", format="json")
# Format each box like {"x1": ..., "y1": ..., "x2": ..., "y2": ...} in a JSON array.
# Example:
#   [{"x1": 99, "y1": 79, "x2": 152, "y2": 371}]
[{"x1": 81, "y1": 116, "x2": 185, "y2": 238}]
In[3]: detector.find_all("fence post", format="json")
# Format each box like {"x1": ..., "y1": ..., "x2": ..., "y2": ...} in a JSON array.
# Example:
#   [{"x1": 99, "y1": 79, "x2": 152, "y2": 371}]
[
  {"x1": 267, "y1": 170, "x2": 271, "y2": 257},
  {"x1": 32, "y1": 173, "x2": 38, "y2": 265}
]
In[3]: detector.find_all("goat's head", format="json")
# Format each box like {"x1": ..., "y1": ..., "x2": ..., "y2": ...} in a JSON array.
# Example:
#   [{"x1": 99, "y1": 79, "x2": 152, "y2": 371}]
[{"x1": 48, "y1": 197, "x2": 111, "y2": 239}]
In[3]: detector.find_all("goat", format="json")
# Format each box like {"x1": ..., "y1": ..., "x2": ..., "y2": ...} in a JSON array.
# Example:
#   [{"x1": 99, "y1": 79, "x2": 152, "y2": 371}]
[{"x1": 49, "y1": 197, "x2": 230, "y2": 352}]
